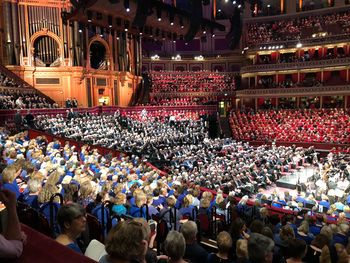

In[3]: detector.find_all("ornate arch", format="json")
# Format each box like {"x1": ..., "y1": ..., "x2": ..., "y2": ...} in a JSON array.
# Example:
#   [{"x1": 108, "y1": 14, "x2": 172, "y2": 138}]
[
  {"x1": 88, "y1": 36, "x2": 111, "y2": 70},
  {"x1": 30, "y1": 29, "x2": 63, "y2": 66}
]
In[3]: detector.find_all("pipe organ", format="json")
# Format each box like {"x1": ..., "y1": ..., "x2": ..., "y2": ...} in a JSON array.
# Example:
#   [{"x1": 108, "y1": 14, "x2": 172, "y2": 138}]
[{"x1": 0, "y1": 0, "x2": 142, "y2": 107}]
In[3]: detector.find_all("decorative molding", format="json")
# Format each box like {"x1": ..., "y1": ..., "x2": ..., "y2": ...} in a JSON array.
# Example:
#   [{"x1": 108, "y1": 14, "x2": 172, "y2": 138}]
[
  {"x1": 241, "y1": 57, "x2": 350, "y2": 74},
  {"x1": 236, "y1": 85, "x2": 350, "y2": 98},
  {"x1": 150, "y1": 91, "x2": 236, "y2": 98},
  {"x1": 30, "y1": 30, "x2": 63, "y2": 67}
]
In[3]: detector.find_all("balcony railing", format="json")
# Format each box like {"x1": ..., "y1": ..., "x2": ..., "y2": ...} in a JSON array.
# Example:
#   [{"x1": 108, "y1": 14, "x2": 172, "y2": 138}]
[
  {"x1": 150, "y1": 91, "x2": 236, "y2": 98},
  {"x1": 247, "y1": 33, "x2": 350, "y2": 51},
  {"x1": 236, "y1": 85, "x2": 350, "y2": 98},
  {"x1": 241, "y1": 57, "x2": 350, "y2": 74}
]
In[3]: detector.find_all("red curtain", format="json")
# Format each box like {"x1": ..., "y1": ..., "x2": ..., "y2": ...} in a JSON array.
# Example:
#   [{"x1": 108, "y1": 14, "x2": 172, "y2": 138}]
[
  {"x1": 345, "y1": 45, "x2": 350, "y2": 55},
  {"x1": 340, "y1": 70, "x2": 347, "y2": 81},
  {"x1": 316, "y1": 72, "x2": 322, "y2": 81},
  {"x1": 257, "y1": 98, "x2": 265, "y2": 106},
  {"x1": 299, "y1": 73, "x2": 305, "y2": 82},
  {"x1": 277, "y1": 74, "x2": 285, "y2": 82},
  {"x1": 299, "y1": 50, "x2": 304, "y2": 58},
  {"x1": 271, "y1": 52, "x2": 278, "y2": 62},
  {"x1": 318, "y1": 48, "x2": 323, "y2": 58},
  {"x1": 292, "y1": 73, "x2": 299, "y2": 83},
  {"x1": 308, "y1": 48, "x2": 315, "y2": 58},
  {"x1": 323, "y1": 71, "x2": 331, "y2": 82},
  {"x1": 334, "y1": 46, "x2": 337, "y2": 56}
]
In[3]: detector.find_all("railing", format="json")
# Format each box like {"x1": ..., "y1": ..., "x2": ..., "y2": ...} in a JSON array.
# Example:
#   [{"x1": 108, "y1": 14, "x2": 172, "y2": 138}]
[
  {"x1": 235, "y1": 85, "x2": 350, "y2": 97},
  {"x1": 149, "y1": 91, "x2": 236, "y2": 97},
  {"x1": 0, "y1": 105, "x2": 219, "y2": 121},
  {"x1": 247, "y1": 33, "x2": 350, "y2": 51},
  {"x1": 241, "y1": 57, "x2": 350, "y2": 73}
]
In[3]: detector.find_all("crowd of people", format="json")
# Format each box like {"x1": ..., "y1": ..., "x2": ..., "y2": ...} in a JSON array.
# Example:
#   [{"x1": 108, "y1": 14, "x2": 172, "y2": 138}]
[
  {"x1": 256, "y1": 49, "x2": 348, "y2": 65},
  {"x1": 149, "y1": 97, "x2": 218, "y2": 106},
  {"x1": 230, "y1": 109, "x2": 350, "y2": 144},
  {"x1": 0, "y1": 89, "x2": 59, "y2": 110},
  {"x1": 253, "y1": 77, "x2": 322, "y2": 89},
  {"x1": 2, "y1": 118, "x2": 350, "y2": 261},
  {"x1": 148, "y1": 71, "x2": 235, "y2": 106},
  {"x1": 246, "y1": 11, "x2": 350, "y2": 47},
  {"x1": 65, "y1": 98, "x2": 79, "y2": 108}
]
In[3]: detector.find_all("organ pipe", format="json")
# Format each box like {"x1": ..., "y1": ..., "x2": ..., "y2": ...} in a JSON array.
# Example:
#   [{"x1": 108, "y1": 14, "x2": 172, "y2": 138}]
[
  {"x1": 19, "y1": 5, "x2": 27, "y2": 57},
  {"x1": 3, "y1": 1, "x2": 14, "y2": 65},
  {"x1": 73, "y1": 21, "x2": 81, "y2": 66},
  {"x1": 11, "y1": 2, "x2": 20, "y2": 65}
]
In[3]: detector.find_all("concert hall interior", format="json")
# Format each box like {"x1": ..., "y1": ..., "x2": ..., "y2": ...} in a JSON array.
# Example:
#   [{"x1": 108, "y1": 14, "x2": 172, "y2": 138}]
[{"x1": 0, "y1": 0, "x2": 350, "y2": 262}]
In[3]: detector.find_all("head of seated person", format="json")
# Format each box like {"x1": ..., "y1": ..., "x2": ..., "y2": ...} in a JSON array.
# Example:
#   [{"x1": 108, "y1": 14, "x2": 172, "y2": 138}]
[
  {"x1": 285, "y1": 238, "x2": 307, "y2": 262},
  {"x1": 248, "y1": 233, "x2": 274, "y2": 263},
  {"x1": 164, "y1": 230, "x2": 186, "y2": 263},
  {"x1": 56, "y1": 203, "x2": 86, "y2": 253},
  {"x1": 103, "y1": 219, "x2": 149, "y2": 263}
]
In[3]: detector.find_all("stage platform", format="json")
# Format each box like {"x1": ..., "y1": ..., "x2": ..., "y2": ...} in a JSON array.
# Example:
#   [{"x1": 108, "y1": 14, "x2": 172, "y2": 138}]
[{"x1": 276, "y1": 167, "x2": 315, "y2": 190}]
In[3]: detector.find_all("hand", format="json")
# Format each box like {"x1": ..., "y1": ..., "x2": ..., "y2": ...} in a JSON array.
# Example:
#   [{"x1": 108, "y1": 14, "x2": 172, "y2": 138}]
[
  {"x1": 242, "y1": 231, "x2": 250, "y2": 240},
  {"x1": 0, "y1": 189, "x2": 17, "y2": 210}
]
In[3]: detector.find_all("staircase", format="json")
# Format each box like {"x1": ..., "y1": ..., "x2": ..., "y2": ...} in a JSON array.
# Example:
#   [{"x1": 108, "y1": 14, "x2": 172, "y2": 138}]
[{"x1": 219, "y1": 117, "x2": 232, "y2": 138}]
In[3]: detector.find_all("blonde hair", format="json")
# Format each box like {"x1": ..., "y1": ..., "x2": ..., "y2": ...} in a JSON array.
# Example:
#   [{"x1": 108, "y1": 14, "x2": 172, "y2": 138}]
[
  {"x1": 38, "y1": 184, "x2": 59, "y2": 203},
  {"x1": 217, "y1": 231, "x2": 232, "y2": 254},
  {"x1": 182, "y1": 194, "x2": 193, "y2": 208},
  {"x1": 167, "y1": 196, "x2": 176, "y2": 208},
  {"x1": 202, "y1": 191, "x2": 213, "y2": 201},
  {"x1": 1, "y1": 166, "x2": 17, "y2": 183},
  {"x1": 79, "y1": 181, "x2": 95, "y2": 200},
  {"x1": 236, "y1": 239, "x2": 248, "y2": 259},
  {"x1": 135, "y1": 191, "x2": 147, "y2": 207},
  {"x1": 115, "y1": 193, "x2": 126, "y2": 205},
  {"x1": 319, "y1": 245, "x2": 331, "y2": 263},
  {"x1": 298, "y1": 221, "x2": 309, "y2": 234},
  {"x1": 105, "y1": 219, "x2": 148, "y2": 261}
]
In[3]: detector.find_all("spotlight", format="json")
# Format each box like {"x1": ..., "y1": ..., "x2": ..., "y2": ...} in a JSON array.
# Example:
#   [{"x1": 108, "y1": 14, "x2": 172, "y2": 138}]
[
  {"x1": 108, "y1": 15, "x2": 113, "y2": 28},
  {"x1": 170, "y1": 22, "x2": 174, "y2": 26},
  {"x1": 124, "y1": 0, "x2": 130, "y2": 12},
  {"x1": 156, "y1": 6, "x2": 162, "y2": 21},
  {"x1": 180, "y1": 18, "x2": 184, "y2": 29},
  {"x1": 296, "y1": 42, "x2": 302, "y2": 48},
  {"x1": 233, "y1": 1, "x2": 236, "y2": 4},
  {"x1": 87, "y1": 11, "x2": 93, "y2": 22}
]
